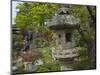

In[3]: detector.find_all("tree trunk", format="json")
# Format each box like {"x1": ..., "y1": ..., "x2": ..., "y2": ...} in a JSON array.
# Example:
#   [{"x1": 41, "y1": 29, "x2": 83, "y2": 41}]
[{"x1": 87, "y1": 39, "x2": 96, "y2": 69}]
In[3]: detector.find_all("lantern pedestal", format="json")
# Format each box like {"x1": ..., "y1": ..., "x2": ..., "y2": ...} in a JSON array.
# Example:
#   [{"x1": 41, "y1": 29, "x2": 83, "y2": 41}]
[{"x1": 60, "y1": 63, "x2": 73, "y2": 71}]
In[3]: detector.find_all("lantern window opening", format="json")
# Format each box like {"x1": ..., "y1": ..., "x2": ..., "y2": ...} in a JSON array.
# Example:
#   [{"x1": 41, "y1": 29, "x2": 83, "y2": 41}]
[
  {"x1": 58, "y1": 34, "x2": 61, "y2": 38},
  {"x1": 65, "y1": 33, "x2": 72, "y2": 42}
]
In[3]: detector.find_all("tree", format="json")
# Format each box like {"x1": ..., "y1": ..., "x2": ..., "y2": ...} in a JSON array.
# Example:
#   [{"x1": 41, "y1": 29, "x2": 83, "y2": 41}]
[
  {"x1": 15, "y1": 2, "x2": 59, "y2": 43},
  {"x1": 71, "y1": 5, "x2": 96, "y2": 69}
]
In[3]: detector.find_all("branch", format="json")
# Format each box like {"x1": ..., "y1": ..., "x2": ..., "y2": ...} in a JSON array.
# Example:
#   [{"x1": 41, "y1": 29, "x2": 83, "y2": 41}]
[{"x1": 86, "y1": 6, "x2": 96, "y2": 26}]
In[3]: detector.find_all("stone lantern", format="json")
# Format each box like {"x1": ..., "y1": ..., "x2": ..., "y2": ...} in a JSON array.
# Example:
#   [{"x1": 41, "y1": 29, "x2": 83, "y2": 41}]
[{"x1": 47, "y1": 4, "x2": 80, "y2": 70}]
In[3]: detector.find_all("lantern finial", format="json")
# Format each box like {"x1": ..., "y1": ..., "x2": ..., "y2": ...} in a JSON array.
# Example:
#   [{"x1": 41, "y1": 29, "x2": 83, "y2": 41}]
[{"x1": 58, "y1": 4, "x2": 71, "y2": 15}]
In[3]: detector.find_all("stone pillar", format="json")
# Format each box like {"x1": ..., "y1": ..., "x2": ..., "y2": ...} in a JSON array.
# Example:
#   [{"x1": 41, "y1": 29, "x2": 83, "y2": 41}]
[{"x1": 60, "y1": 62, "x2": 73, "y2": 71}]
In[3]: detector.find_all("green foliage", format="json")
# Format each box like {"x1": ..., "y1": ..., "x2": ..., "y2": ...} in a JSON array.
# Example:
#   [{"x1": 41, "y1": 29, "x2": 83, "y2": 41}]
[
  {"x1": 16, "y1": 2, "x2": 59, "y2": 45},
  {"x1": 71, "y1": 5, "x2": 96, "y2": 69},
  {"x1": 16, "y1": 2, "x2": 59, "y2": 30},
  {"x1": 36, "y1": 47, "x2": 60, "y2": 72},
  {"x1": 74, "y1": 60, "x2": 89, "y2": 70},
  {"x1": 73, "y1": 47, "x2": 89, "y2": 70},
  {"x1": 72, "y1": 30, "x2": 81, "y2": 47},
  {"x1": 41, "y1": 47, "x2": 52, "y2": 63},
  {"x1": 71, "y1": 5, "x2": 96, "y2": 40},
  {"x1": 36, "y1": 63, "x2": 60, "y2": 72},
  {"x1": 12, "y1": 34, "x2": 24, "y2": 52},
  {"x1": 79, "y1": 47, "x2": 88, "y2": 57}
]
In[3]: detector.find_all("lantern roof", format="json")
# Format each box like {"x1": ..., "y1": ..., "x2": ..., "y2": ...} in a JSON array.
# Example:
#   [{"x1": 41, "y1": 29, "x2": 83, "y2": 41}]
[{"x1": 46, "y1": 4, "x2": 80, "y2": 30}]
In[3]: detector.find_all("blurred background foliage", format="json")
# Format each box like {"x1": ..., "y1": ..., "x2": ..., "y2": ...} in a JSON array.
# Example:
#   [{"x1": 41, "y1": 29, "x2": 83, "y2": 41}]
[{"x1": 12, "y1": 2, "x2": 96, "y2": 72}]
